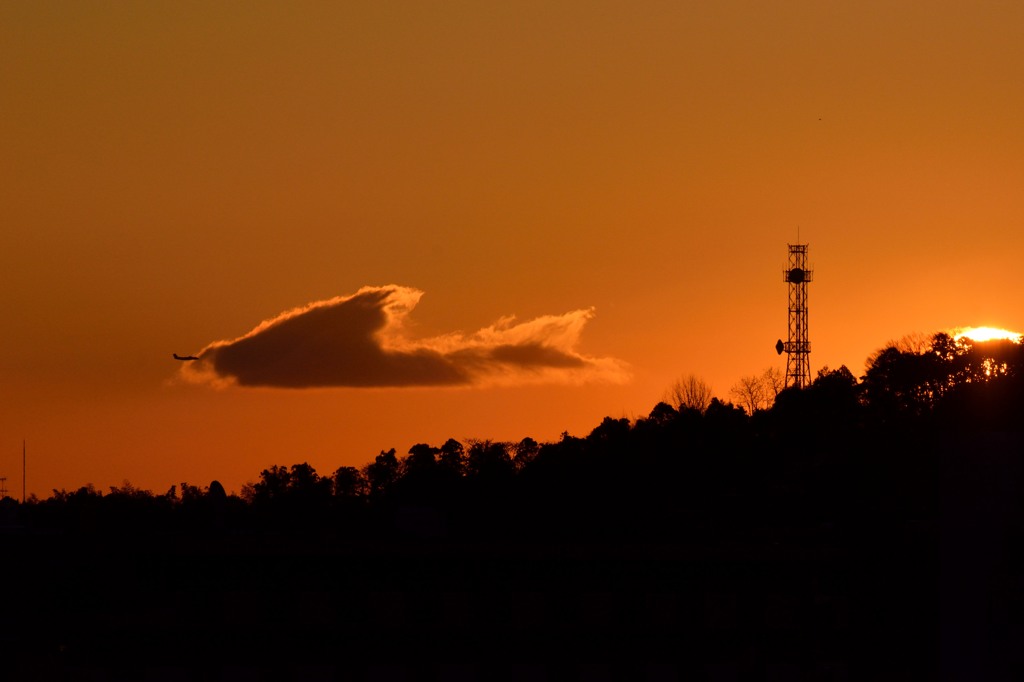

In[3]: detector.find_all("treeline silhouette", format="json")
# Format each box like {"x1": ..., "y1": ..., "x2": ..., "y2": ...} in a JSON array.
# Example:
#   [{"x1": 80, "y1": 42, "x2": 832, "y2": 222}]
[
  {"x1": 10, "y1": 332, "x2": 1021, "y2": 540},
  {"x1": 3, "y1": 332, "x2": 1022, "y2": 678}
]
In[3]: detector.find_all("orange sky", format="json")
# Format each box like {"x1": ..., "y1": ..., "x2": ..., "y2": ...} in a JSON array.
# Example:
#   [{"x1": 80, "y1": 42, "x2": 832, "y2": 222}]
[{"x1": 3, "y1": 2, "x2": 1023, "y2": 496}]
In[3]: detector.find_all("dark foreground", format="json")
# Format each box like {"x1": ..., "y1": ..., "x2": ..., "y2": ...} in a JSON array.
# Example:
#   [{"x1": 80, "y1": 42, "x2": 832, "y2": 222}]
[
  {"x1": 4, "y1": 433, "x2": 1024, "y2": 681},
  {"x1": 2, "y1": 522, "x2": 934, "y2": 681}
]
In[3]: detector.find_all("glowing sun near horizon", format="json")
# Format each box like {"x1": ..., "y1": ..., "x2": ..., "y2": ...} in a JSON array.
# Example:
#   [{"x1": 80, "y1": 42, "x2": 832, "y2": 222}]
[{"x1": 952, "y1": 326, "x2": 1023, "y2": 343}]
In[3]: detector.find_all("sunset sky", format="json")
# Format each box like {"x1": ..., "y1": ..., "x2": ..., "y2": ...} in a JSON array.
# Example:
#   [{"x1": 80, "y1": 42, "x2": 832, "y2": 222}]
[{"x1": 3, "y1": 1, "x2": 1023, "y2": 496}]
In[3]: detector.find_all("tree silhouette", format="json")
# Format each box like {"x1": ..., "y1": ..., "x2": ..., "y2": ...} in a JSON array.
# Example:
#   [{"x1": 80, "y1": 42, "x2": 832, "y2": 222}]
[
  {"x1": 331, "y1": 465, "x2": 368, "y2": 499},
  {"x1": 664, "y1": 374, "x2": 713, "y2": 413},
  {"x1": 364, "y1": 448, "x2": 401, "y2": 499},
  {"x1": 730, "y1": 367, "x2": 785, "y2": 415},
  {"x1": 645, "y1": 401, "x2": 678, "y2": 425},
  {"x1": 466, "y1": 440, "x2": 513, "y2": 481},
  {"x1": 860, "y1": 331, "x2": 1024, "y2": 422},
  {"x1": 405, "y1": 442, "x2": 439, "y2": 475},
  {"x1": 512, "y1": 436, "x2": 540, "y2": 471},
  {"x1": 438, "y1": 438, "x2": 466, "y2": 477}
]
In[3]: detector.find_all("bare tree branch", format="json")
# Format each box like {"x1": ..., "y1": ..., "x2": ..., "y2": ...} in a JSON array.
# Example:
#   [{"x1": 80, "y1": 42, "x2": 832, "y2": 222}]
[
  {"x1": 730, "y1": 367, "x2": 785, "y2": 414},
  {"x1": 664, "y1": 374, "x2": 713, "y2": 413}
]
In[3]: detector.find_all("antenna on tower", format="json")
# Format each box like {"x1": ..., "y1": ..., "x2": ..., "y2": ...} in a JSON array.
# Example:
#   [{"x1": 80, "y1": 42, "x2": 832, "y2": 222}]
[{"x1": 775, "y1": 241, "x2": 813, "y2": 389}]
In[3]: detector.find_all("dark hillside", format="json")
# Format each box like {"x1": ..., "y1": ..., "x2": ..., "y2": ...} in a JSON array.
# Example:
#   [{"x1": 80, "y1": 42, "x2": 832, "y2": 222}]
[{"x1": 2, "y1": 334, "x2": 1022, "y2": 679}]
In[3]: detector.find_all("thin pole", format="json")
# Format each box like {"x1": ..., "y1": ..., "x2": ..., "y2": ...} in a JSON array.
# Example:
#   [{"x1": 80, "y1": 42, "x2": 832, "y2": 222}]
[{"x1": 22, "y1": 439, "x2": 26, "y2": 504}]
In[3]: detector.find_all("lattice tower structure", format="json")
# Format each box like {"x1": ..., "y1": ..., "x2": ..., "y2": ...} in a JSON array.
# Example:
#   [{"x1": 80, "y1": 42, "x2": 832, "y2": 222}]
[{"x1": 783, "y1": 244, "x2": 812, "y2": 388}]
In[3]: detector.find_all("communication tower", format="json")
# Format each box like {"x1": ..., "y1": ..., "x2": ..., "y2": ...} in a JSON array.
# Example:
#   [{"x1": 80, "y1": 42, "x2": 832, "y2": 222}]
[{"x1": 775, "y1": 243, "x2": 813, "y2": 389}]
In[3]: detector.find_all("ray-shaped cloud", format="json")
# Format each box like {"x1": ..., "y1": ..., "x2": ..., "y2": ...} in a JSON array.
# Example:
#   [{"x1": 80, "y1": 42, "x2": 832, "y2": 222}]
[{"x1": 179, "y1": 286, "x2": 628, "y2": 388}]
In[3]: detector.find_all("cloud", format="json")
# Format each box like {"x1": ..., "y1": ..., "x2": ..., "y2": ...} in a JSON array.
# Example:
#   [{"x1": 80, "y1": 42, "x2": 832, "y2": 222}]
[{"x1": 179, "y1": 285, "x2": 629, "y2": 388}]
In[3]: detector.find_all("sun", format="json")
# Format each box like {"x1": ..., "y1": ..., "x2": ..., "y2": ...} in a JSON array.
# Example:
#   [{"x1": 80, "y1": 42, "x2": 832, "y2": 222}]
[{"x1": 952, "y1": 326, "x2": 1023, "y2": 343}]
